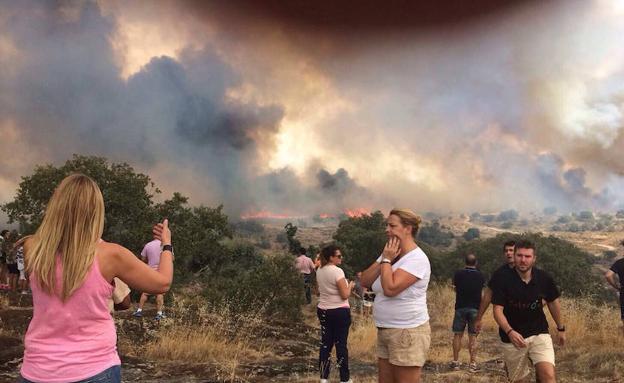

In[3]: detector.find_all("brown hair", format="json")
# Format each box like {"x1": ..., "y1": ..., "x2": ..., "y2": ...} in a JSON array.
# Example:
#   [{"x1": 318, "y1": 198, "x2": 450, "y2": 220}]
[
  {"x1": 389, "y1": 208, "x2": 422, "y2": 238},
  {"x1": 319, "y1": 244, "x2": 341, "y2": 267}
]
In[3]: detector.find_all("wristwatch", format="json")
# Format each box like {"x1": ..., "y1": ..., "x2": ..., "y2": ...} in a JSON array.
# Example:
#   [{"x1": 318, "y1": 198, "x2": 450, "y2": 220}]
[
  {"x1": 557, "y1": 325, "x2": 565, "y2": 332},
  {"x1": 380, "y1": 258, "x2": 392, "y2": 264},
  {"x1": 161, "y1": 244, "x2": 174, "y2": 255}
]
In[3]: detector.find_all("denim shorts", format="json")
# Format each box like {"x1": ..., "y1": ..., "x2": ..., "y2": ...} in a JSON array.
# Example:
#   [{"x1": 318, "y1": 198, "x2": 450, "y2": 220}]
[
  {"x1": 20, "y1": 365, "x2": 121, "y2": 383},
  {"x1": 452, "y1": 307, "x2": 478, "y2": 334}
]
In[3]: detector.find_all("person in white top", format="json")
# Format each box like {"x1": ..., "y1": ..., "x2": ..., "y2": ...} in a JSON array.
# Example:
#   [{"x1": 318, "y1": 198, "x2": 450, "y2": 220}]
[
  {"x1": 361, "y1": 208, "x2": 431, "y2": 383},
  {"x1": 316, "y1": 245, "x2": 354, "y2": 383}
]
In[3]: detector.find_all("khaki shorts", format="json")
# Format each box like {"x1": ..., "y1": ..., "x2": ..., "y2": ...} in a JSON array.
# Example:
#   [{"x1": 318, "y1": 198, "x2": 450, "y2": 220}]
[
  {"x1": 377, "y1": 321, "x2": 431, "y2": 367},
  {"x1": 501, "y1": 333, "x2": 555, "y2": 381}
]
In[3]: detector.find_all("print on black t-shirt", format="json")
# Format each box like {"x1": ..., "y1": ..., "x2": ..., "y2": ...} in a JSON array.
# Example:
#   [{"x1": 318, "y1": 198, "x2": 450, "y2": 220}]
[{"x1": 491, "y1": 267, "x2": 560, "y2": 343}]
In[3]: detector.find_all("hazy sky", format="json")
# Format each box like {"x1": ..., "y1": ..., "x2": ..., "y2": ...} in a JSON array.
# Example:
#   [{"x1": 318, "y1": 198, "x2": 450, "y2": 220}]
[{"x1": 1, "y1": 0, "x2": 623, "y2": 217}]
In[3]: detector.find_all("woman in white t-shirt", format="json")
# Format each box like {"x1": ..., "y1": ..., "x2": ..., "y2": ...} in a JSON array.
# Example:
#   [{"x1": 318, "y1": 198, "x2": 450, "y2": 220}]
[
  {"x1": 361, "y1": 208, "x2": 431, "y2": 383},
  {"x1": 316, "y1": 245, "x2": 354, "y2": 383}
]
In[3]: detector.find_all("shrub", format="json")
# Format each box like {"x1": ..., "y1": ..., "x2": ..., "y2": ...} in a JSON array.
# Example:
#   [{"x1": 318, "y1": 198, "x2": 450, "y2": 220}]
[
  {"x1": 202, "y1": 251, "x2": 303, "y2": 321},
  {"x1": 501, "y1": 221, "x2": 513, "y2": 229},
  {"x1": 441, "y1": 233, "x2": 602, "y2": 298},
  {"x1": 463, "y1": 228, "x2": 480, "y2": 241},
  {"x1": 497, "y1": 209, "x2": 519, "y2": 222},
  {"x1": 232, "y1": 220, "x2": 265, "y2": 235},
  {"x1": 577, "y1": 211, "x2": 595, "y2": 221},
  {"x1": 543, "y1": 207, "x2": 557, "y2": 215},
  {"x1": 418, "y1": 220, "x2": 454, "y2": 247}
]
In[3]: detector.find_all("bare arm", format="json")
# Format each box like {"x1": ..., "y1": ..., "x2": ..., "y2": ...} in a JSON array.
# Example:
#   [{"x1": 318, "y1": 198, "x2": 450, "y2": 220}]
[
  {"x1": 476, "y1": 287, "x2": 492, "y2": 320},
  {"x1": 605, "y1": 270, "x2": 620, "y2": 290},
  {"x1": 112, "y1": 219, "x2": 173, "y2": 294},
  {"x1": 360, "y1": 261, "x2": 381, "y2": 289},
  {"x1": 474, "y1": 287, "x2": 492, "y2": 333},
  {"x1": 380, "y1": 264, "x2": 418, "y2": 297},
  {"x1": 546, "y1": 298, "x2": 566, "y2": 346},
  {"x1": 493, "y1": 304, "x2": 526, "y2": 348},
  {"x1": 112, "y1": 245, "x2": 172, "y2": 294},
  {"x1": 336, "y1": 278, "x2": 354, "y2": 300}
]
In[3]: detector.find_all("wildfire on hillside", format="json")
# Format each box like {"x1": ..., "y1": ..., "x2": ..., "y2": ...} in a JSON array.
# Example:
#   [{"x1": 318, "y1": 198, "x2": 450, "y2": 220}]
[
  {"x1": 344, "y1": 207, "x2": 371, "y2": 217},
  {"x1": 240, "y1": 207, "x2": 373, "y2": 220},
  {"x1": 240, "y1": 210, "x2": 304, "y2": 220}
]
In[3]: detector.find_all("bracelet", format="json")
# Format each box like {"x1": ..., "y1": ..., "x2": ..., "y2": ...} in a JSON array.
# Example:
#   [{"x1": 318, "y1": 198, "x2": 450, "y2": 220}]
[{"x1": 506, "y1": 328, "x2": 514, "y2": 335}]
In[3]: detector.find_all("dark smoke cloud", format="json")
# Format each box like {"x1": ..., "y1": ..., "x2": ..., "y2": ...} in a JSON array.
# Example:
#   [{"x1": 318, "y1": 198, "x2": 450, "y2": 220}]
[
  {"x1": 0, "y1": 1, "x2": 371, "y2": 216},
  {"x1": 1, "y1": 0, "x2": 623, "y2": 217},
  {"x1": 535, "y1": 153, "x2": 612, "y2": 211}
]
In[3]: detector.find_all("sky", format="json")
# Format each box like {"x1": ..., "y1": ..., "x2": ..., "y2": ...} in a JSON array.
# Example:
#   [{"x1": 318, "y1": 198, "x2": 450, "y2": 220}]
[{"x1": 1, "y1": 0, "x2": 624, "y2": 218}]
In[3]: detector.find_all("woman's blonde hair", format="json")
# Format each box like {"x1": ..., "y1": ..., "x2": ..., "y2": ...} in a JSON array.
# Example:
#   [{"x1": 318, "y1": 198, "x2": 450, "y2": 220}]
[
  {"x1": 389, "y1": 208, "x2": 422, "y2": 238},
  {"x1": 27, "y1": 174, "x2": 104, "y2": 301}
]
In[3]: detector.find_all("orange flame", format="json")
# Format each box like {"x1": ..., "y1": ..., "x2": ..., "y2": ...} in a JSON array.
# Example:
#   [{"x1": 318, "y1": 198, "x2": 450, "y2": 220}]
[
  {"x1": 344, "y1": 207, "x2": 371, "y2": 218},
  {"x1": 240, "y1": 210, "x2": 304, "y2": 220},
  {"x1": 318, "y1": 213, "x2": 333, "y2": 219}
]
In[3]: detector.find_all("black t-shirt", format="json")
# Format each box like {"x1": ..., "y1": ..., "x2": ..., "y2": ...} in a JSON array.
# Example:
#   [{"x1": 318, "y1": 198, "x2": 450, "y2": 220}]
[
  {"x1": 610, "y1": 259, "x2": 624, "y2": 292},
  {"x1": 487, "y1": 264, "x2": 513, "y2": 291},
  {"x1": 491, "y1": 267, "x2": 560, "y2": 343},
  {"x1": 453, "y1": 267, "x2": 485, "y2": 310}
]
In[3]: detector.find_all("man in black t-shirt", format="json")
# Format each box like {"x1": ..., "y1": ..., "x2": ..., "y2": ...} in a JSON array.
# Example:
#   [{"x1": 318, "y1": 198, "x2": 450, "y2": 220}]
[
  {"x1": 605, "y1": 239, "x2": 624, "y2": 334},
  {"x1": 450, "y1": 253, "x2": 485, "y2": 372},
  {"x1": 492, "y1": 240, "x2": 565, "y2": 383},
  {"x1": 474, "y1": 240, "x2": 515, "y2": 333}
]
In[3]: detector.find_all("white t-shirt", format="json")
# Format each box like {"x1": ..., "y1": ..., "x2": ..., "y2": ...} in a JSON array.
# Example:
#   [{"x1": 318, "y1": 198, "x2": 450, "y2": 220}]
[
  {"x1": 371, "y1": 247, "x2": 431, "y2": 328},
  {"x1": 316, "y1": 264, "x2": 350, "y2": 310}
]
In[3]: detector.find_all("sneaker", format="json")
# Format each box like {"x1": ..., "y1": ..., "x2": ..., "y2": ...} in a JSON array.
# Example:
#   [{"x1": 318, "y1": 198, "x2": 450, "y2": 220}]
[
  {"x1": 132, "y1": 310, "x2": 143, "y2": 317},
  {"x1": 320, "y1": 380, "x2": 329, "y2": 383},
  {"x1": 450, "y1": 360, "x2": 461, "y2": 370},
  {"x1": 469, "y1": 362, "x2": 480, "y2": 373},
  {"x1": 20, "y1": 290, "x2": 27, "y2": 295},
  {"x1": 154, "y1": 312, "x2": 166, "y2": 320}
]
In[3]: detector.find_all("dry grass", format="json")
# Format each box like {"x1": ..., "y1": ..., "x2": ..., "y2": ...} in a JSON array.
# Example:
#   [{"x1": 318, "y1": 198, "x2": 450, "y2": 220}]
[
  {"x1": 346, "y1": 283, "x2": 624, "y2": 382},
  {"x1": 141, "y1": 294, "x2": 269, "y2": 381}
]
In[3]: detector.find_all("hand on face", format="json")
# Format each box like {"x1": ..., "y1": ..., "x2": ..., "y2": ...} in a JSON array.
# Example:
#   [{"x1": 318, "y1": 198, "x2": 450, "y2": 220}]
[{"x1": 382, "y1": 237, "x2": 401, "y2": 261}]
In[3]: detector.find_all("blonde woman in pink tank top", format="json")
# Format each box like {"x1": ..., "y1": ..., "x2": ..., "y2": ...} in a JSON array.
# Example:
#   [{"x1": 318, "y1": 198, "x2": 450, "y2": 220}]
[{"x1": 20, "y1": 174, "x2": 174, "y2": 383}]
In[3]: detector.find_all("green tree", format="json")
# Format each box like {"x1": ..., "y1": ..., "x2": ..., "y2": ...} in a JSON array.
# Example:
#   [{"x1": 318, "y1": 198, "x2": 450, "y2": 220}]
[
  {"x1": 333, "y1": 211, "x2": 387, "y2": 274},
  {"x1": 284, "y1": 222, "x2": 301, "y2": 254},
  {"x1": 418, "y1": 220, "x2": 454, "y2": 247},
  {"x1": 2, "y1": 155, "x2": 158, "y2": 253},
  {"x1": 154, "y1": 193, "x2": 232, "y2": 275},
  {"x1": 463, "y1": 227, "x2": 480, "y2": 241}
]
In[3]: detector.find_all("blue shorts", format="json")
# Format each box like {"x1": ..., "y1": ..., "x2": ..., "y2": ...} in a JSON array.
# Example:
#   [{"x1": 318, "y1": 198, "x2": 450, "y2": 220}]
[
  {"x1": 452, "y1": 308, "x2": 478, "y2": 335},
  {"x1": 21, "y1": 365, "x2": 121, "y2": 383}
]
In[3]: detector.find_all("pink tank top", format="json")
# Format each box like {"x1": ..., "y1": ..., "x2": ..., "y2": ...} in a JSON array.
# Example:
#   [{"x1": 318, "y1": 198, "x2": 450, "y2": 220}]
[{"x1": 21, "y1": 254, "x2": 120, "y2": 382}]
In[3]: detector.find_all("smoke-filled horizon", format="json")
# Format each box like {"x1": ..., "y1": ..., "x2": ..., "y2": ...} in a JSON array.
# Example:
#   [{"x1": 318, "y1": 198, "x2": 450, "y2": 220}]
[{"x1": 1, "y1": 0, "x2": 623, "y2": 218}]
